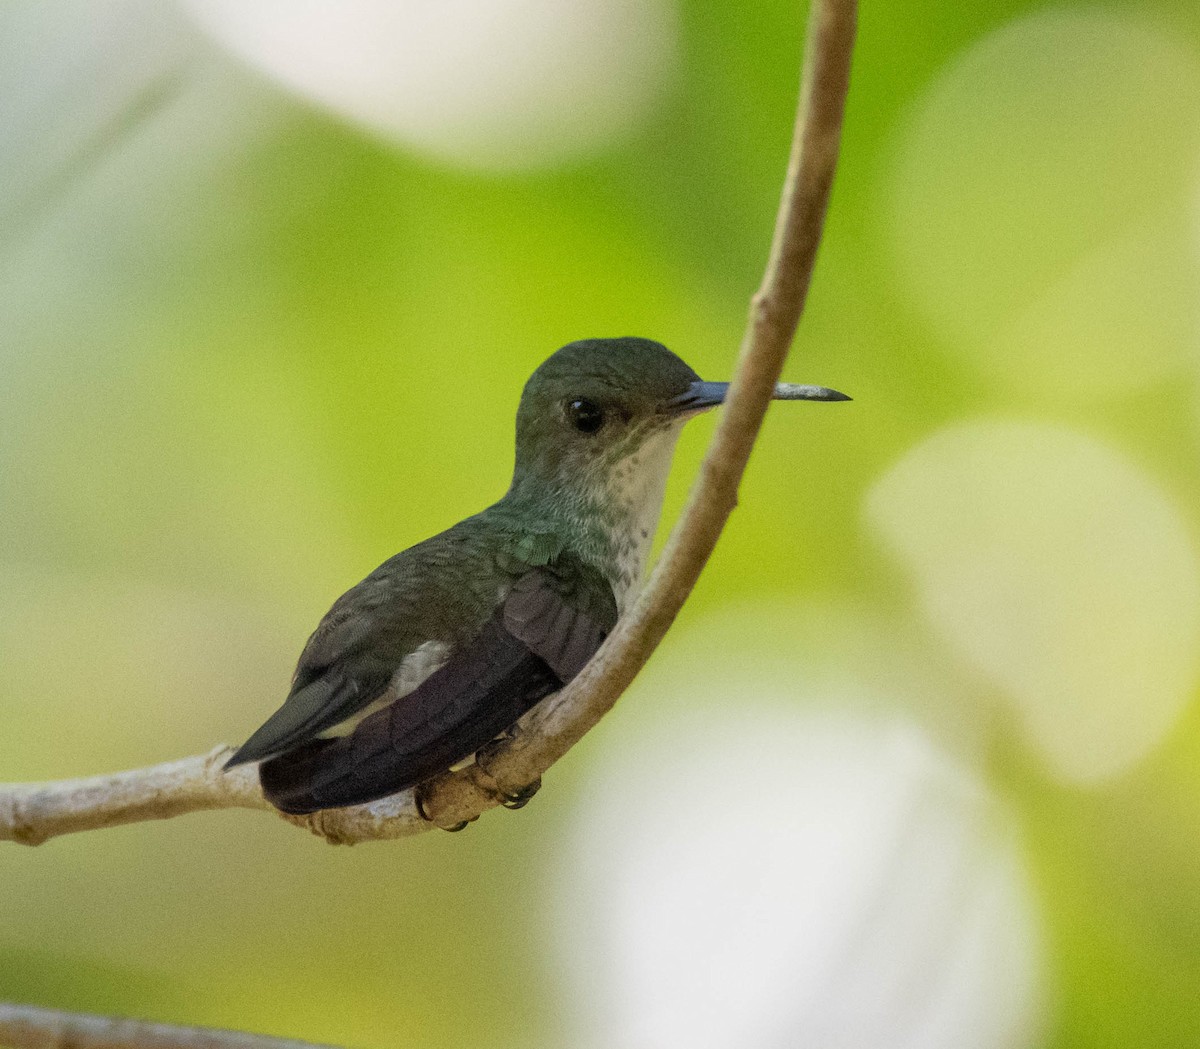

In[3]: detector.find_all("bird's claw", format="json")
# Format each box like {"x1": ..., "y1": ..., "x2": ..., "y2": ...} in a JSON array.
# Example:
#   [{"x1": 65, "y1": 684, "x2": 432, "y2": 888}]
[
  {"x1": 415, "y1": 783, "x2": 479, "y2": 832},
  {"x1": 500, "y1": 778, "x2": 541, "y2": 810},
  {"x1": 474, "y1": 735, "x2": 538, "y2": 810}
]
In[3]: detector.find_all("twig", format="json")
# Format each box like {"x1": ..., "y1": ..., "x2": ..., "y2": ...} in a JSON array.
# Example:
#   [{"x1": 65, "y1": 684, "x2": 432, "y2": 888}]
[
  {"x1": 0, "y1": 1002, "x2": 341, "y2": 1049},
  {"x1": 0, "y1": 0, "x2": 857, "y2": 847}
]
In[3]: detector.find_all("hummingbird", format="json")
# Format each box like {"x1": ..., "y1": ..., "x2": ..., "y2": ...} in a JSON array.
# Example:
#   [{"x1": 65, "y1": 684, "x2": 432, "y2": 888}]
[{"x1": 226, "y1": 337, "x2": 848, "y2": 815}]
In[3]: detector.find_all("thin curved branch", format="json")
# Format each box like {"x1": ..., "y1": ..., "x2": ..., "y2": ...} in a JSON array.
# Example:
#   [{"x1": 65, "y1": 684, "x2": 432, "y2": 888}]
[
  {"x1": 0, "y1": 1003, "x2": 341, "y2": 1049},
  {"x1": 0, "y1": 0, "x2": 857, "y2": 847},
  {"x1": 419, "y1": 0, "x2": 858, "y2": 829}
]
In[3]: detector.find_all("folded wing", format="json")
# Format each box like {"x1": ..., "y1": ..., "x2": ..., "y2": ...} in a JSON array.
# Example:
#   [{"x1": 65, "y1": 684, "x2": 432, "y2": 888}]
[
  {"x1": 256, "y1": 567, "x2": 615, "y2": 814},
  {"x1": 224, "y1": 602, "x2": 395, "y2": 768}
]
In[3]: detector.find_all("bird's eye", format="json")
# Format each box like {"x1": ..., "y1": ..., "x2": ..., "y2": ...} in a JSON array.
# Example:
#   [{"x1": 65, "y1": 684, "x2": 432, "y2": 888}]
[{"x1": 566, "y1": 398, "x2": 605, "y2": 434}]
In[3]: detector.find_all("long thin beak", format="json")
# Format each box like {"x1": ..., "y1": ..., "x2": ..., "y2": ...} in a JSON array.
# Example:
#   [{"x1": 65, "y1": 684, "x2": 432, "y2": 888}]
[{"x1": 670, "y1": 380, "x2": 851, "y2": 412}]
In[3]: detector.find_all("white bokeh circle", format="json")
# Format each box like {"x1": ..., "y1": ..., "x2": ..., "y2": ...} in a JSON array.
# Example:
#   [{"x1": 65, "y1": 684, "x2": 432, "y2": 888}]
[
  {"x1": 867, "y1": 419, "x2": 1200, "y2": 784},
  {"x1": 554, "y1": 706, "x2": 1043, "y2": 1049},
  {"x1": 884, "y1": 10, "x2": 1200, "y2": 401},
  {"x1": 182, "y1": 0, "x2": 679, "y2": 171}
]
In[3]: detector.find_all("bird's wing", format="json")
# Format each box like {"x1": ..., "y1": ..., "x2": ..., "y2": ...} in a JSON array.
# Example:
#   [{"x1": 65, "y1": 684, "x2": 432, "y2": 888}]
[
  {"x1": 223, "y1": 672, "x2": 375, "y2": 768},
  {"x1": 225, "y1": 569, "x2": 430, "y2": 768},
  {"x1": 256, "y1": 564, "x2": 616, "y2": 814}
]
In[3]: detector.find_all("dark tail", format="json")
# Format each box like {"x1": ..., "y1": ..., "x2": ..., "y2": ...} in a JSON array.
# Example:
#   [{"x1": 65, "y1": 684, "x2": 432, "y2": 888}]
[{"x1": 258, "y1": 740, "x2": 339, "y2": 814}]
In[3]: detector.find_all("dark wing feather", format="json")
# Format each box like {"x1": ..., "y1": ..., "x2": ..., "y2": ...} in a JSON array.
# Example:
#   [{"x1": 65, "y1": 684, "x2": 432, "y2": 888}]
[
  {"x1": 224, "y1": 674, "x2": 375, "y2": 768},
  {"x1": 226, "y1": 554, "x2": 441, "y2": 768},
  {"x1": 503, "y1": 568, "x2": 613, "y2": 679},
  {"x1": 224, "y1": 609, "x2": 397, "y2": 766},
  {"x1": 258, "y1": 565, "x2": 615, "y2": 814}
]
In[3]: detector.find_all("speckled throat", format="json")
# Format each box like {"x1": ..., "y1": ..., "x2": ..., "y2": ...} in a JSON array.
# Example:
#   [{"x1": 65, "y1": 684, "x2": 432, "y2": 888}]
[{"x1": 596, "y1": 419, "x2": 686, "y2": 612}]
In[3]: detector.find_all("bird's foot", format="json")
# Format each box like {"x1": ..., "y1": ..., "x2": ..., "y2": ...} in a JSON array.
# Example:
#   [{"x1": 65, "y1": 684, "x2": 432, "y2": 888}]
[
  {"x1": 474, "y1": 735, "x2": 540, "y2": 811},
  {"x1": 414, "y1": 781, "x2": 479, "y2": 833},
  {"x1": 500, "y1": 778, "x2": 541, "y2": 810}
]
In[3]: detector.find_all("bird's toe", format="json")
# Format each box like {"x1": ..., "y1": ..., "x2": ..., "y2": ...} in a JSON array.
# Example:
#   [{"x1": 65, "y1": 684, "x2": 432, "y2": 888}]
[{"x1": 500, "y1": 778, "x2": 542, "y2": 810}]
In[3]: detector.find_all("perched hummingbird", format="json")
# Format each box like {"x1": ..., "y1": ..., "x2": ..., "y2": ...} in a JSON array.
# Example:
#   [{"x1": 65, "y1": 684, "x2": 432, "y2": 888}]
[{"x1": 226, "y1": 337, "x2": 848, "y2": 814}]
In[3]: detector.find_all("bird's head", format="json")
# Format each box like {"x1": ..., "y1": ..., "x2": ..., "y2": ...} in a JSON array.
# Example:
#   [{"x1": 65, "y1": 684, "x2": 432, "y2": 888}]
[{"x1": 507, "y1": 336, "x2": 847, "y2": 517}]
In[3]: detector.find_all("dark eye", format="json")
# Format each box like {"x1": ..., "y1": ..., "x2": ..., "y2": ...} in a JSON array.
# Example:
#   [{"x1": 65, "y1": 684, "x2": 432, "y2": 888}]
[{"x1": 566, "y1": 398, "x2": 605, "y2": 434}]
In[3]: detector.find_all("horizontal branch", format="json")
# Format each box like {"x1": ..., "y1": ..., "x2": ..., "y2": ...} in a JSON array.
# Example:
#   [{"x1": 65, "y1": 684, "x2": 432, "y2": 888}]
[
  {"x1": 0, "y1": 747, "x2": 426, "y2": 847},
  {"x1": 0, "y1": 1002, "x2": 341, "y2": 1049},
  {"x1": 0, "y1": 0, "x2": 857, "y2": 848}
]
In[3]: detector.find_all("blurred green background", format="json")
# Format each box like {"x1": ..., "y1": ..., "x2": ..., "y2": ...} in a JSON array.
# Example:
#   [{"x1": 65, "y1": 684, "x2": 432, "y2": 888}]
[{"x1": 2, "y1": 1, "x2": 1199, "y2": 1046}]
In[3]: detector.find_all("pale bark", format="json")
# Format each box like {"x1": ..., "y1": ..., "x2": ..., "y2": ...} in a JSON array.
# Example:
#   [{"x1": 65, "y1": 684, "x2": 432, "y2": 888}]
[
  {"x1": 0, "y1": 1003, "x2": 340, "y2": 1049},
  {"x1": 0, "y1": 0, "x2": 858, "y2": 848},
  {"x1": 0, "y1": 746, "x2": 425, "y2": 846}
]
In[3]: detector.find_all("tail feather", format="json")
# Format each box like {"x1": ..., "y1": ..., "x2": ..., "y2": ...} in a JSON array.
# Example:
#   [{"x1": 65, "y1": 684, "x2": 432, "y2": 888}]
[{"x1": 258, "y1": 740, "x2": 339, "y2": 814}]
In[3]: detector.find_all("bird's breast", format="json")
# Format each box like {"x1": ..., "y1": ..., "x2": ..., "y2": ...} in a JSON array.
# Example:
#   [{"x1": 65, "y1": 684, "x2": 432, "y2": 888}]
[{"x1": 604, "y1": 423, "x2": 684, "y2": 615}]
